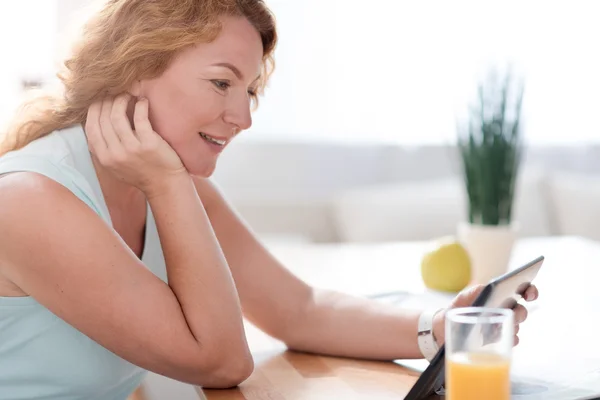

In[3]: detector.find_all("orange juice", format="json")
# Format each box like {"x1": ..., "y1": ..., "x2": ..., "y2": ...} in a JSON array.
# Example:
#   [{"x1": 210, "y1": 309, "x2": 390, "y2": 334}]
[{"x1": 446, "y1": 352, "x2": 510, "y2": 400}]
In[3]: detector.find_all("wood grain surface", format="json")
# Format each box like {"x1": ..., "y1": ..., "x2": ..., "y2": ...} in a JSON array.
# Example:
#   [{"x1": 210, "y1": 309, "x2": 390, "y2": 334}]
[{"x1": 202, "y1": 349, "x2": 428, "y2": 400}]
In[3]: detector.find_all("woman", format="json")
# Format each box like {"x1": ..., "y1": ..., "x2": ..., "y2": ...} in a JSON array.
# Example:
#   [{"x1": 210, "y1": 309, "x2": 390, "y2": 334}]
[{"x1": 0, "y1": 0, "x2": 538, "y2": 399}]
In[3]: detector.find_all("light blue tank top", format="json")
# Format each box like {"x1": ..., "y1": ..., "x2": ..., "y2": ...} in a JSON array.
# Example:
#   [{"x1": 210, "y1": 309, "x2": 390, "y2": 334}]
[{"x1": 0, "y1": 125, "x2": 168, "y2": 400}]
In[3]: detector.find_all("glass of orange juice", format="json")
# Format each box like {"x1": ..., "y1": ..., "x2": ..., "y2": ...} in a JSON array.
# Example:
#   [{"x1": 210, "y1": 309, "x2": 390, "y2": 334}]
[{"x1": 445, "y1": 307, "x2": 514, "y2": 400}]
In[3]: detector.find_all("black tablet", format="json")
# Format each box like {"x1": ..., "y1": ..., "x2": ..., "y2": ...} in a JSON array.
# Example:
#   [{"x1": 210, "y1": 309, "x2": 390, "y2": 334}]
[{"x1": 403, "y1": 255, "x2": 544, "y2": 400}]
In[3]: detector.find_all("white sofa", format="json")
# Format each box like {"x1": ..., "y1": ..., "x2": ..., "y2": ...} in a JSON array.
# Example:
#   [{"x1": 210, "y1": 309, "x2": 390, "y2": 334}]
[{"x1": 212, "y1": 140, "x2": 600, "y2": 243}]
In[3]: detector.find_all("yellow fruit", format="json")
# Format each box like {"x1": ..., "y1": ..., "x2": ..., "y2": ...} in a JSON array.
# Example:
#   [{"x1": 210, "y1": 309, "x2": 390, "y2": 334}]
[{"x1": 421, "y1": 237, "x2": 471, "y2": 293}]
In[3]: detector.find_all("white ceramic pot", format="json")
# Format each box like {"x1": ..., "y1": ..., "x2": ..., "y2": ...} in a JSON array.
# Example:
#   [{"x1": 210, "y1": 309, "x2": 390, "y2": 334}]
[{"x1": 457, "y1": 221, "x2": 520, "y2": 284}]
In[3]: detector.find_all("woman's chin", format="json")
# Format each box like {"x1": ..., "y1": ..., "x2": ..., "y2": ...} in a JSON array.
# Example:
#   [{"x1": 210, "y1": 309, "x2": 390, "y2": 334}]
[
  {"x1": 174, "y1": 139, "x2": 221, "y2": 178},
  {"x1": 183, "y1": 157, "x2": 218, "y2": 178}
]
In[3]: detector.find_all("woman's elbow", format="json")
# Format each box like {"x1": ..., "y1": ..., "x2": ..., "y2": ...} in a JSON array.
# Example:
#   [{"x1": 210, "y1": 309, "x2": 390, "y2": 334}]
[
  {"x1": 193, "y1": 354, "x2": 254, "y2": 388},
  {"x1": 197, "y1": 357, "x2": 254, "y2": 389}
]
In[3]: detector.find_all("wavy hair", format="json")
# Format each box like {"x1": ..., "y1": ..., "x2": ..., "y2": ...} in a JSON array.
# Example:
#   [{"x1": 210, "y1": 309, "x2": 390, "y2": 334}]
[{"x1": 0, "y1": 0, "x2": 277, "y2": 154}]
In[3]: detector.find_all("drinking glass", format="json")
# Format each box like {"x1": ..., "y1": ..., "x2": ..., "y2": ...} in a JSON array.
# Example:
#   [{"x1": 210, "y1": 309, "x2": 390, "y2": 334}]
[{"x1": 445, "y1": 307, "x2": 514, "y2": 400}]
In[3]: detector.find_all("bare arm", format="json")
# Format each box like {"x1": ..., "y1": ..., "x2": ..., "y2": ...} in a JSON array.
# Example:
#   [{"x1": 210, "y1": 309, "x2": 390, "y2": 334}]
[
  {"x1": 146, "y1": 173, "x2": 252, "y2": 373},
  {"x1": 195, "y1": 178, "x2": 538, "y2": 360},
  {"x1": 280, "y1": 291, "x2": 426, "y2": 359},
  {"x1": 194, "y1": 178, "x2": 422, "y2": 359},
  {"x1": 0, "y1": 172, "x2": 250, "y2": 387},
  {"x1": 193, "y1": 178, "x2": 313, "y2": 341}
]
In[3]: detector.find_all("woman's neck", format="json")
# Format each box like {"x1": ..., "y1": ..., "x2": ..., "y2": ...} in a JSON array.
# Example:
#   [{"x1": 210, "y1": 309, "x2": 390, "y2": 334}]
[{"x1": 91, "y1": 155, "x2": 146, "y2": 210}]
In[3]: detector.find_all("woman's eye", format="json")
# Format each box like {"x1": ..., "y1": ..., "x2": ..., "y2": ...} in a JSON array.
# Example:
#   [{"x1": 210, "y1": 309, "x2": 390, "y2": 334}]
[
  {"x1": 212, "y1": 80, "x2": 231, "y2": 90},
  {"x1": 211, "y1": 80, "x2": 257, "y2": 100}
]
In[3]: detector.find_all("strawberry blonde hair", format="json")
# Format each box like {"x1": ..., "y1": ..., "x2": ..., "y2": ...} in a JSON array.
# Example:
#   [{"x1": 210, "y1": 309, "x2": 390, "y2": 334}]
[{"x1": 0, "y1": 0, "x2": 277, "y2": 154}]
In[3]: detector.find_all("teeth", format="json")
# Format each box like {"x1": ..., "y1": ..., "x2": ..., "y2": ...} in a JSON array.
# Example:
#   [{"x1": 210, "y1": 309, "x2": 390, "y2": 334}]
[{"x1": 200, "y1": 132, "x2": 226, "y2": 146}]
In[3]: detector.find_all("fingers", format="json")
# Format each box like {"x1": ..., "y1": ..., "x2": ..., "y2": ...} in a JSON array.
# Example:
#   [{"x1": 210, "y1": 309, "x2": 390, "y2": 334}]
[
  {"x1": 453, "y1": 284, "x2": 486, "y2": 308},
  {"x1": 514, "y1": 335, "x2": 520, "y2": 346},
  {"x1": 86, "y1": 94, "x2": 142, "y2": 161},
  {"x1": 470, "y1": 284, "x2": 486, "y2": 297},
  {"x1": 524, "y1": 285, "x2": 539, "y2": 301},
  {"x1": 110, "y1": 93, "x2": 139, "y2": 148},
  {"x1": 513, "y1": 304, "x2": 528, "y2": 324},
  {"x1": 85, "y1": 101, "x2": 107, "y2": 154},
  {"x1": 133, "y1": 98, "x2": 154, "y2": 140},
  {"x1": 99, "y1": 98, "x2": 121, "y2": 150}
]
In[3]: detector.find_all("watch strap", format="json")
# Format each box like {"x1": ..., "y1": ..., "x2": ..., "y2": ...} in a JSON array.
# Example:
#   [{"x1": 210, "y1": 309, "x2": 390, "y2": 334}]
[{"x1": 418, "y1": 308, "x2": 443, "y2": 361}]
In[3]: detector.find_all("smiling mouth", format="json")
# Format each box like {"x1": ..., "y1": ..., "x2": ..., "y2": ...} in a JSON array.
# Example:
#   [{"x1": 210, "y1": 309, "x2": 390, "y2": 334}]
[{"x1": 199, "y1": 132, "x2": 227, "y2": 146}]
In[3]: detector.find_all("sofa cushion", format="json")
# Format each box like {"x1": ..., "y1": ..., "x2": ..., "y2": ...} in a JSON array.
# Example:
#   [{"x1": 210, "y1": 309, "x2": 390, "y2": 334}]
[
  {"x1": 333, "y1": 168, "x2": 552, "y2": 242},
  {"x1": 333, "y1": 179, "x2": 466, "y2": 242},
  {"x1": 546, "y1": 172, "x2": 600, "y2": 241}
]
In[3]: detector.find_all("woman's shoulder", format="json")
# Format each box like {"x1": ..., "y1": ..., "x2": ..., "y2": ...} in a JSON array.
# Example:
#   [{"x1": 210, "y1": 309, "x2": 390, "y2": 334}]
[
  {"x1": 0, "y1": 124, "x2": 85, "y2": 166},
  {"x1": 0, "y1": 124, "x2": 105, "y2": 218}
]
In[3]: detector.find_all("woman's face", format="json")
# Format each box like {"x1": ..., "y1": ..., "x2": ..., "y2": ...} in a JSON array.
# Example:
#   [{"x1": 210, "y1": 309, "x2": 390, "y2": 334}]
[{"x1": 137, "y1": 16, "x2": 264, "y2": 177}]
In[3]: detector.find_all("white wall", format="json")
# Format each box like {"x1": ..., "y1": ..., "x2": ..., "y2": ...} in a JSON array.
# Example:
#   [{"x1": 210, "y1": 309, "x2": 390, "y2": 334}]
[
  {"x1": 249, "y1": 0, "x2": 600, "y2": 146},
  {"x1": 0, "y1": 0, "x2": 57, "y2": 128}
]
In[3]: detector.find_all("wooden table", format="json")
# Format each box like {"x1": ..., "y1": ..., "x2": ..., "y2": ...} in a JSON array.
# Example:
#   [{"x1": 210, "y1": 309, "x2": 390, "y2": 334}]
[{"x1": 140, "y1": 236, "x2": 600, "y2": 400}]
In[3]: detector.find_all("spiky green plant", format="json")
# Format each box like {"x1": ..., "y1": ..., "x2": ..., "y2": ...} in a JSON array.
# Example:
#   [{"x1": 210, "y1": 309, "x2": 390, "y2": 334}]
[{"x1": 458, "y1": 70, "x2": 524, "y2": 225}]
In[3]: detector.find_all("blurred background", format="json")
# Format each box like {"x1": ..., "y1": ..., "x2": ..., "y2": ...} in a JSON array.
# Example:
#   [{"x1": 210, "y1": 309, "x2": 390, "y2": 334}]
[{"x1": 2, "y1": 0, "x2": 600, "y2": 245}]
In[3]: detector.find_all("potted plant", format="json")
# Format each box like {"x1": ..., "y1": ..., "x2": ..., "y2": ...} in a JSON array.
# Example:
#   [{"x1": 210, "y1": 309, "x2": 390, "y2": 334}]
[{"x1": 457, "y1": 68, "x2": 525, "y2": 284}]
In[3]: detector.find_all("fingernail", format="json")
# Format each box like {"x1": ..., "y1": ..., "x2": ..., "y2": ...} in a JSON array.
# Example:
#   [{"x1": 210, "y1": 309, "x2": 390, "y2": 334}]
[{"x1": 526, "y1": 293, "x2": 533, "y2": 301}]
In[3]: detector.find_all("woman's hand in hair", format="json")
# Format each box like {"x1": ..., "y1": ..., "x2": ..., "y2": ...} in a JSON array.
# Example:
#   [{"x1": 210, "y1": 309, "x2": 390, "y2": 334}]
[{"x1": 85, "y1": 94, "x2": 187, "y2": 197}]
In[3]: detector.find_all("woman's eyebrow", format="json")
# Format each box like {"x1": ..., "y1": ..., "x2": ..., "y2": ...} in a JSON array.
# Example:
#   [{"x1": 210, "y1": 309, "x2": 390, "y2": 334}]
[{"x1": 212, "y1": 62, "x2": 261, "y2": 82}]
